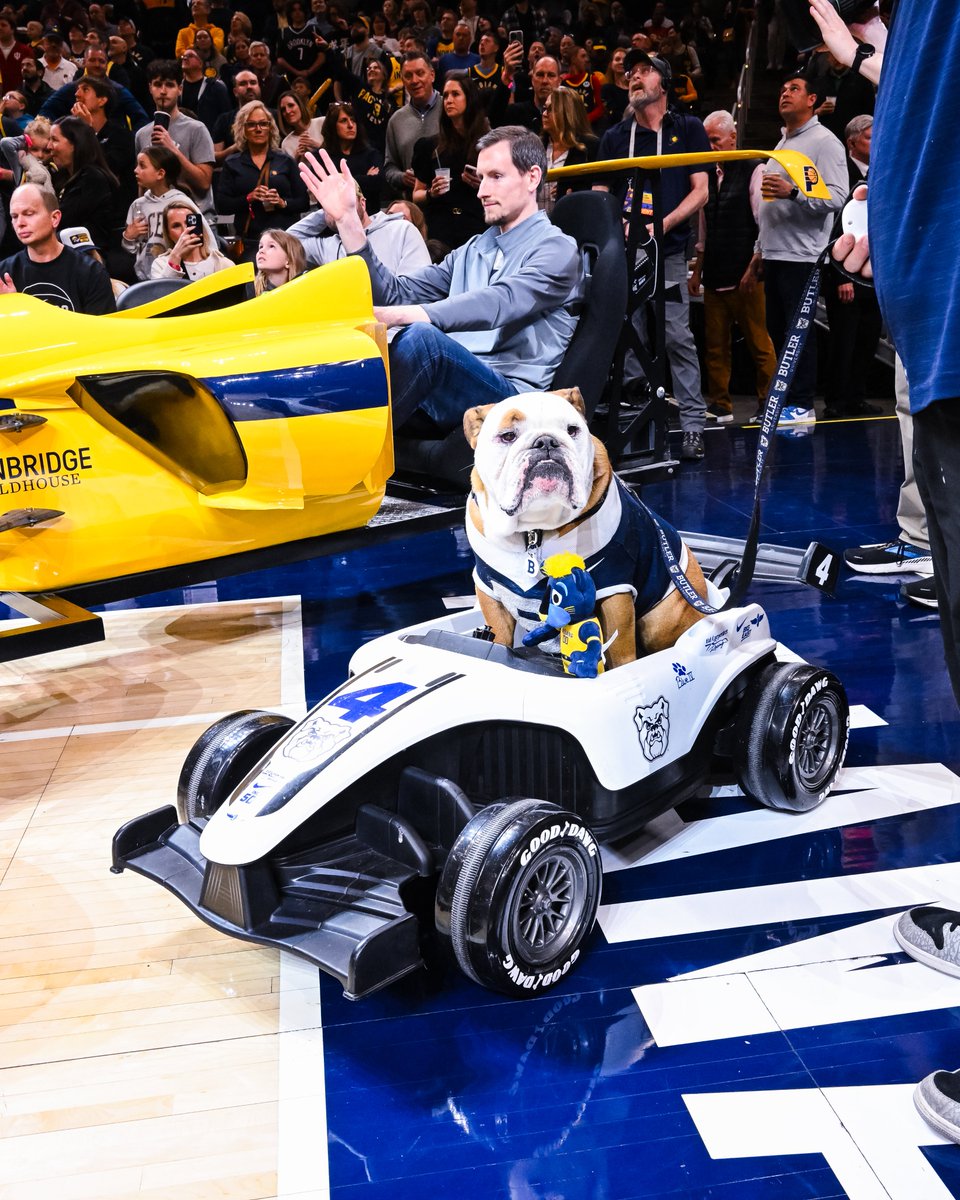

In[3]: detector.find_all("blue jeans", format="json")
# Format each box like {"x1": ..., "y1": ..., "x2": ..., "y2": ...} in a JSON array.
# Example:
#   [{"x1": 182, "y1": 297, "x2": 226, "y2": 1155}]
[{"x1": 388, "y1": 323, "x2": 519, "y2": 432}]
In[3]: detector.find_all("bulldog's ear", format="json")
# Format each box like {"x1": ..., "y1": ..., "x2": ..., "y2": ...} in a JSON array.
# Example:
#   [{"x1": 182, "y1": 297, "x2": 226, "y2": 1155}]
[
  {"x1": 463, "y1": 403, "x2": 496, "y2": 449},
  {"x1": 552, "y1": 386, "x2": 586, "y2": 417}
]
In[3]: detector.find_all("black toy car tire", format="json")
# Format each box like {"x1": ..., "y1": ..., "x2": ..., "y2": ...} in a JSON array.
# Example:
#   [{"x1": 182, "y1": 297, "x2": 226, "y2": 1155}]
[
  {"x1": 734, "y1": 662, "x2": 849, "y2": 812},
  {"x1": 177, "y1": 709, "x2": 294, "y2": 826},
  {"x1": 436, "y1": 799, "x2": 602, "y2": 997}
]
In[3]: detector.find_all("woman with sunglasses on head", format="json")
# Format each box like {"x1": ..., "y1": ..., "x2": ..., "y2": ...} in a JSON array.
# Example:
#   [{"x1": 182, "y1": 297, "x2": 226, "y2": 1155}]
[
  {"x1": 539, "y1": 85, "x2": 598, "y2": 214},
  {"x1": 319, "y1": 100, "x2": 383, "y2": 211},
  {"x1": 409, "y1": 71, "x2": 488, "y2": 257},
  {"x1": 215, "y1": 100, "x2": 309, "y2": 260}
]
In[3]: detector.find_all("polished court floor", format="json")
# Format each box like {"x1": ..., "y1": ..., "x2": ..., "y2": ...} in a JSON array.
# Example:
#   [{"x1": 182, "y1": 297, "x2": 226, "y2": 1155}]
[{"x1": 2, "y1": 412, "x2": 959, "y2": 1199}]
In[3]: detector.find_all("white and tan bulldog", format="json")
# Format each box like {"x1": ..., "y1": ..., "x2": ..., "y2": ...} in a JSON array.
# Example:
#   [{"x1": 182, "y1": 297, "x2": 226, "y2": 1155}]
[{"x1": 463, "y1": 387, "x2": 708, "y2": 667}]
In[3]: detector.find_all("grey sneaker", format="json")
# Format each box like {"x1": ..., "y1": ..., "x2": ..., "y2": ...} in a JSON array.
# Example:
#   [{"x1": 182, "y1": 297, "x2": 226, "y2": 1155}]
[
  {"x1": 894, "y1": 906, "x2": 960, "y2": 976},
  {"x1": 680, "y1": 431, "x2": 705, "y2": 461},
  {"x1": 915, "y1": 1070, "x2": 960, "y2": 1144}
]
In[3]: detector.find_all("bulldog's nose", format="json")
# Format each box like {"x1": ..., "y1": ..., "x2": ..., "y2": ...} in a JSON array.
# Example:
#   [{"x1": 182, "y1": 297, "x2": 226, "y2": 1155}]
[{"x1": 532, "y1": 434, "x2": 560, "y2": 451}]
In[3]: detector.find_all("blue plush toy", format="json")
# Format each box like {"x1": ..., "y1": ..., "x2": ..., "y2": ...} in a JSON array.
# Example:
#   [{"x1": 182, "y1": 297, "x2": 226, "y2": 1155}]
[{"x1": 522, "y1": 552, "x2": 606, "y2": 678}]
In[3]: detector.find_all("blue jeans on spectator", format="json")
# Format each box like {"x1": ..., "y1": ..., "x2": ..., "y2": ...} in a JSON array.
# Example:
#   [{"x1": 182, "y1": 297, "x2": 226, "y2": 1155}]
[{"x1": 389, "y1": 323, "x2": 519, "y2": 432}]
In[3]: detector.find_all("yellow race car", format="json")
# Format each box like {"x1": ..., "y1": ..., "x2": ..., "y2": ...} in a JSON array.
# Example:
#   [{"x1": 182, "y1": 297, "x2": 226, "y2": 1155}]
[{"x1": 0, "y1": 257, "x2": 392, "y2": 602}]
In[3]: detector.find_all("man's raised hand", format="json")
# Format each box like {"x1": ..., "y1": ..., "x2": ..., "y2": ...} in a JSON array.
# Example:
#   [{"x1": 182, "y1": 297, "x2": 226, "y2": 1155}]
[{"x1": 299, "y1": 149, "x2": 359, "y2": 222}]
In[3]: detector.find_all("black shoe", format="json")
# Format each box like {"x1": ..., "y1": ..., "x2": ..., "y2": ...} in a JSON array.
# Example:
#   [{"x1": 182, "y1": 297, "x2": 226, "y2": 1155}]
[
  {"x1": 822, "y1": 406, "x2": 844, "y2": 420},
  {"x1": 749, "y1": 408, "x2": 765, "y2": 424},
  {"x1": 848, "y1": 400, "x2": 883, "y2": 416},
  {"x1": 901, "y1": 577, "x2": 939, "y2": 608},
  {"x1": 680, "y1": 431, "x2": 705, "y2": 460},
  {"x1": 706, "y1": 402, "x2": 733, "y2": 424}
]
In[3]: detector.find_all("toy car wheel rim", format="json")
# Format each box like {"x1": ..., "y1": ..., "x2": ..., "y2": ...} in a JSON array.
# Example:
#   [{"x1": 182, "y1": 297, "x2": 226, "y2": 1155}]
[
  {"x1": 510, "y1": 846, "x2": 590, "y2": 967},
  {"x1": 792, "y1": 691, "x2": 843, "y2": 793}
]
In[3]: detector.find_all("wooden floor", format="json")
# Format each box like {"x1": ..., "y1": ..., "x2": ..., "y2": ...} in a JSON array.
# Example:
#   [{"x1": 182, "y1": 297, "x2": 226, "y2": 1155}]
[{"x1": 0, "y1": 598, "x2": 322, "y2": 1200}]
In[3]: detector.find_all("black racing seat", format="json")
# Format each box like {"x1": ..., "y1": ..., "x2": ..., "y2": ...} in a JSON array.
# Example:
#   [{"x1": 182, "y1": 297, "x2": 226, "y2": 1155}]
[
  {"x1": 115, "y1": 277, "x2": 190, "y2": 311},
  {"x1": 392, "y1": 189, "x2": 629, "y2": 491}
]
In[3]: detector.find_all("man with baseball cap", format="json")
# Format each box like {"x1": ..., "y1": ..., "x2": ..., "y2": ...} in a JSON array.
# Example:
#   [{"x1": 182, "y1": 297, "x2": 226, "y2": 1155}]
[{"x1": 595, "y1": 47, "x2": 711, "y2": 462}]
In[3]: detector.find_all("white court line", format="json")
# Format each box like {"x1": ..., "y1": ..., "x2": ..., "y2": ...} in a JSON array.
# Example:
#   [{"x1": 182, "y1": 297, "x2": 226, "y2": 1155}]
[{"x1": 270, "y1": 601, "x2": 332, "y2": 1199}]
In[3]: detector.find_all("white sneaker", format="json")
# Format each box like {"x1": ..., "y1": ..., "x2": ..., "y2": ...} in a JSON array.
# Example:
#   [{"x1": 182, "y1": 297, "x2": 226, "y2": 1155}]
[{"x1": 778, "y1": 405, "x2": 816, "y2": 425}]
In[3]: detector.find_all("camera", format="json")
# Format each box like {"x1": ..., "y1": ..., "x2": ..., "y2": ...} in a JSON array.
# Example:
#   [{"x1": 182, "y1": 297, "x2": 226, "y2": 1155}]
[
  {"x1": 185, "y1": 213, "x2": 201, "y2": 234},
  {"x1": 779, "y1": 0, "x2": 872, "y2": 53}
]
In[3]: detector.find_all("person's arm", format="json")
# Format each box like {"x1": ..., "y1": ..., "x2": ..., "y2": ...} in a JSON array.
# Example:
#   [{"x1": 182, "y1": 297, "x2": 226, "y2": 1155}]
[
  {"x1": 80, "y1": 258, "x2": 117, "y2": 314},
  {"x1": 808, "y1": 0, "x2": 883, "y2": 85},
  {"x1": 151, "y1": 123, "x2": 214, "y2": 197},
  {"x1": 214, "y1": 156, "x2": 248, "y2": 218},
  {"x1": 276, "y1": 154, "x2": 310, "y2": 216},
  {"x1": 664, "y1": 170, "x2": 709, "y2": 233},
  {"x1": 420, "y1": 234, "x2": 581, "y2": 332},
  {"x1": 382, "y1": 113, "x2": 408, "y2": 194},
  {"x1": 37, "y1": 82, "x2": 74, "y2": 121}
]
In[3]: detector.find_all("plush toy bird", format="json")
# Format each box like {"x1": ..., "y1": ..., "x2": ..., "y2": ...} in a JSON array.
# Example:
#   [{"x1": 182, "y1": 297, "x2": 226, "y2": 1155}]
[{"x1": 522, "y1": 552, "x2": 606, "y2": 678}]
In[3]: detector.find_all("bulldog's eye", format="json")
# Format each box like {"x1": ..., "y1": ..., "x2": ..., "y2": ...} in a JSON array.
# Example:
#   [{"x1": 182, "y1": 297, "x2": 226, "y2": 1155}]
[
  {"x1": 566, "y1": 424, "x2": 580, "y2": 437},
  {"x1": 497, "y1": 429, "x2": 518, "y2": 444}
]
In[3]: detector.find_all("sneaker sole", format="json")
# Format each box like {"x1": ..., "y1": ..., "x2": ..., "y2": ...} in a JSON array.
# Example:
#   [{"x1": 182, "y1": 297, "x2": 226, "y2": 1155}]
[
  {"x1": 914, "y1": 1082, "x2": 960, "y2": 1144},
  {"x1": 844, "y1": 560, "x2": 935, "y2": 576},
  {"x1": 706, "y1": 413, "x2": 734, "y2": 424},
  {"x1": 903, "y1": 591, "x2": 939, "y2": 609},
  {"x1": 893, "y1": 922, "x2": 960, "y2": 976}
]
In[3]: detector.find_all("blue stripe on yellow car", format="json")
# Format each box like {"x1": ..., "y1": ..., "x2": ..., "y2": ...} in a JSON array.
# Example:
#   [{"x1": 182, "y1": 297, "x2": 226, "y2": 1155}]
[{"x1": 205, "y1": 359, "x2": 388, "y2": 422}]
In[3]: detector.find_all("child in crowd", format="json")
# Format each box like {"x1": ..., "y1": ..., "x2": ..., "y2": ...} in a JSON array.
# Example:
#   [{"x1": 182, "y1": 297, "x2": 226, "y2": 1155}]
[
  {"x1": 122, "y1": 147, "x2": 194, "y2": 281},
  {"x1": 0, "y1": 116, "x2": 53, "y2": 190},
  {"x1": 151, "y1": 200, "x2": 233, "y2": 281},
  {"x1": 252, "y1": 228, "x2": 305, "y2": 295}
]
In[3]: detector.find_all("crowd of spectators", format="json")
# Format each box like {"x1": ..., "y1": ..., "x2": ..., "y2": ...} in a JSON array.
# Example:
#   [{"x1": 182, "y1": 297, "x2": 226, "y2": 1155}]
[{"x1": 0, "y1": 0, "x2": 880, "y2": 455}]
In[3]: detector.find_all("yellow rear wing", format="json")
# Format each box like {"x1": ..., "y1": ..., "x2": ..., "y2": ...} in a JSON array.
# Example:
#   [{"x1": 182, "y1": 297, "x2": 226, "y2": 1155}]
[{"x1": 549, "y1": 148, "x2": 832, "y2": 200}]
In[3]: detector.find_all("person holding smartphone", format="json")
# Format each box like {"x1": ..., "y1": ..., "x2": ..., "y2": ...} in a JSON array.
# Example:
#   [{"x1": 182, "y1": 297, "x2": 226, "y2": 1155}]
[
  {"x1": 149, "y1": 200, "x2": 231, "y2": 279},
  {"x1": 133, "y1": 59, "x2": 216, "y2": 219}
]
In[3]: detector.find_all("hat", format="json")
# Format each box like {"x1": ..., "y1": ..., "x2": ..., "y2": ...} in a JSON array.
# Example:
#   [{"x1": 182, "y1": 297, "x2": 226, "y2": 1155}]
[
  {"x1": 42, "y1": 25, "x2": 64, "y2": 40},
  {"x1": 60, "y1": 226, "x2": 99, "y2": 252},
  {"x1": 623, "y1": 48, "x2": 672, "y2": 87}
]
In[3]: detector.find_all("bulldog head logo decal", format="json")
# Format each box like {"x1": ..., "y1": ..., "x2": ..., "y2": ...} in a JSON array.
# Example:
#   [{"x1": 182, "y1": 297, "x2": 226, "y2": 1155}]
[{"x1": 634, "y1": 697, "x2": 670, "y2": 761}]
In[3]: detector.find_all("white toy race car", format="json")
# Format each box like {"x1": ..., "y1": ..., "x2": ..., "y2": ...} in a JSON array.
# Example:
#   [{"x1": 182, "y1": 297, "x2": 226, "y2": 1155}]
[{"x1": 113, "y1": 590, "x2": 849, "y2": 1000}]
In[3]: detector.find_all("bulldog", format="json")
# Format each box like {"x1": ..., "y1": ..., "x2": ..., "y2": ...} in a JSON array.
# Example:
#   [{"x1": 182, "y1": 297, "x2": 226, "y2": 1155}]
[{"x1": 463, "y1": 388, "x2": 709, "y2": 666}]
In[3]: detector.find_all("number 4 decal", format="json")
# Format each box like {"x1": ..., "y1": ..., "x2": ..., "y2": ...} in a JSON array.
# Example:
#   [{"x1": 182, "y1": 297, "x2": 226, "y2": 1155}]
[
  {"x1": 799, "y1": 541, "x2": 840, "y2": 595},
  {"x1": 328, "y1": 681, "x2": 416, "y2": 723}
]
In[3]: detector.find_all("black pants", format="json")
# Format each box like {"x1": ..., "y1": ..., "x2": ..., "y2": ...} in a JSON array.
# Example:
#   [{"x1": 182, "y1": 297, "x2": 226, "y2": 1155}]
[
  {"x1": 823, "y1": 277, "x2": 883, "y2": 412},
  {"x1": 914, "y1": 399, "x2": 960, "y2": 707},
  {"x1": 763, "y1": 258, "x2": 821, "y2": 410}
]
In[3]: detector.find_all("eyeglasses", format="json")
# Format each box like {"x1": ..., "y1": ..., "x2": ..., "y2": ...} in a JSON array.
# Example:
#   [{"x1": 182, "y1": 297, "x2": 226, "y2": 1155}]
[{"x1": 244, "y1": 120, "x2": 271, "y2": 128}]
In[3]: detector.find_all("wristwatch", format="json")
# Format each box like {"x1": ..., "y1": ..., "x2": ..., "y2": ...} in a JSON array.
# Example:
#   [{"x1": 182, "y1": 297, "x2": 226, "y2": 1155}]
[
  {"x1": 850, "y1": 43, "x2": 876, "y2": 75},
  {"x1": 789, "y1": 185, "x2": 799, "y2": 201}
]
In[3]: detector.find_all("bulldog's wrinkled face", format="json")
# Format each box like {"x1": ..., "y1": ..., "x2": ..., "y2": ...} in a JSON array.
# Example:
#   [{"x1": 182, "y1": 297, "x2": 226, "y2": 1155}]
[{"x1": 468, "y1": 390, "x2": 596, "y2": 534}]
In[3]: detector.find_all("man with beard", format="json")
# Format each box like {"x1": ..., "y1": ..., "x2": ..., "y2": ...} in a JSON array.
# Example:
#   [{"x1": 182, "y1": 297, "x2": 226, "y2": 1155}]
[
  {"x1": 596, "y1": 49, "x2": 711, "y2": 461},
  {"x1": 299, "y1": 126, "x2": 583, "y2": 432}
]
